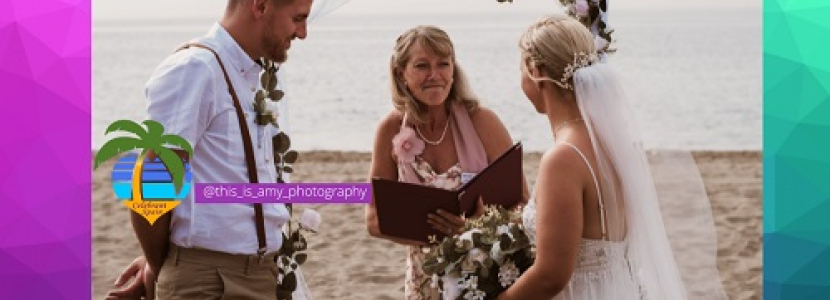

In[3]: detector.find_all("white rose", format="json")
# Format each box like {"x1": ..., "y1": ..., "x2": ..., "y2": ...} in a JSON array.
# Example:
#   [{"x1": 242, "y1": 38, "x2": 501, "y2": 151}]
[
  {"x1": 490, "y1": 242, "x2": 504, "y2": 265},
  {"x1": 299, "y1": 209, "x2": 322, "y2": 232},
  {"x1": 496, "y1": 224, "x2": 510, "y2": 236},
  {"x1": 467, "y1": 248, "x2": 488, "y2": 264},
  {"x1": 574, "y1": 0, "x2": 590, "y2": 18},
  {"x1": 458, "y1": 229, "x2": 483, "y2": 243}
]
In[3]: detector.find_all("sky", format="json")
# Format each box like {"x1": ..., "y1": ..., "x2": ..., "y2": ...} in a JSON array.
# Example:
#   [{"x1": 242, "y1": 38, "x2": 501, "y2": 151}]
[{"x1": 94, "y1": 0, "x2": 759, "y2": 21}]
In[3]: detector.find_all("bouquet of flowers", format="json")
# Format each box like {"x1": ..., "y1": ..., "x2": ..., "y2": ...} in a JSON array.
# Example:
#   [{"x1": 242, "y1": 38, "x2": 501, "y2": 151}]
[
  {"x1": 421, "y1": 206, "x2": 534, "y2": 300},
  {"x1": 276, "y1": 209, "x2": 321, "y2": 300}
]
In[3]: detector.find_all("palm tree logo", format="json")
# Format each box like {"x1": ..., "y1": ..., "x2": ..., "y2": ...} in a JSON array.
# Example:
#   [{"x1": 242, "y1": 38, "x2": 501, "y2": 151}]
[{"x1": 93, "y1": 120, "x2": 193, "y2": 225}]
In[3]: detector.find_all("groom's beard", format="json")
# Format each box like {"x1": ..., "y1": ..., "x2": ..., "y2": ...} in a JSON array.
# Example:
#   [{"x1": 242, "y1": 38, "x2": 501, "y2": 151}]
[{"x1": 262, "y1": 29, "x2": 289, "y2": 63}]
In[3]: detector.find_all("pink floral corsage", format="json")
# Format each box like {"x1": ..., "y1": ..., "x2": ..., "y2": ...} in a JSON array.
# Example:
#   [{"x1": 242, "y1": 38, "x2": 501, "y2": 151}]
[{"x1": 392, "y1": 126, "x2": 425, "y2": 164}]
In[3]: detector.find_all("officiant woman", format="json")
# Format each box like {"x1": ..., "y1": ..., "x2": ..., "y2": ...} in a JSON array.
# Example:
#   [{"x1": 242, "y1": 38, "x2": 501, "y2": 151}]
[{"x1": 364, "y1": 25, "x2": 528, "y2": 300}]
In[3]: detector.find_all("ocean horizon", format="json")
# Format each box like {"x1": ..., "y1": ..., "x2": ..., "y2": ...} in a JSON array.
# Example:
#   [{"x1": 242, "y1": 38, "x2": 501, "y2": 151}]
[{"x1": 93, "y1": 9, "x2": 761, "y2": 152}]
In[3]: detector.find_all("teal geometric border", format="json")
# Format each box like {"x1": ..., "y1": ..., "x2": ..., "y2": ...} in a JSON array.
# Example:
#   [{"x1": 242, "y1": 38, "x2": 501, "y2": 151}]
[{"x1": 764, "y1": 0, "x2": 830, "y2": 299}]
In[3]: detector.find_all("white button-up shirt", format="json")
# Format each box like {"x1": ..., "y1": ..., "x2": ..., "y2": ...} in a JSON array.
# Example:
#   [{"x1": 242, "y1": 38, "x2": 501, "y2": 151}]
[{"x1": 146, "y1": 23, "x2": 290, "y2": 255}]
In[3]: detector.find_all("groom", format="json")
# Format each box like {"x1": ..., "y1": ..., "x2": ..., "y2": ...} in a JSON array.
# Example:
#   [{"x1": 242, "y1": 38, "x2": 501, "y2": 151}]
[{"x1": 106, "y1": 0, "x2": 312, "y2": 299}]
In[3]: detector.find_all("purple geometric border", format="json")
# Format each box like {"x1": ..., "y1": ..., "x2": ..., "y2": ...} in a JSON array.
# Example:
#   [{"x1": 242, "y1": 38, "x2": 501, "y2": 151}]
[{"x1": 0, "y1": 0, "x2": 91, "y2": 299}]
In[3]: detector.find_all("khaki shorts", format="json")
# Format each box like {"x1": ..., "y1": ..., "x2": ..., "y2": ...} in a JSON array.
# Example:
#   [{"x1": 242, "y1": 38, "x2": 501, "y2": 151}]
[{"x1": 155, "y1": 244, "x2": 281, "y2": 300}]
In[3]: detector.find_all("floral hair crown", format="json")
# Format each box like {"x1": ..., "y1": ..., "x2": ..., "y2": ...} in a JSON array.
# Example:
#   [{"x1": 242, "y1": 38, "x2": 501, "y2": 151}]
[
  {"x1": 555, "y1": 52, "x2": 599, "y2": 90},
  {"x1": 559, "y1": 0, "x2": 615, "y2": 55}
]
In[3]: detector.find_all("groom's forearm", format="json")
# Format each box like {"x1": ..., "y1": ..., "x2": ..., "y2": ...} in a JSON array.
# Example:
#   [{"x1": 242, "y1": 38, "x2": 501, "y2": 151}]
[{"x1": 131, "y1": 210, "x2": 171, "y2": 273}]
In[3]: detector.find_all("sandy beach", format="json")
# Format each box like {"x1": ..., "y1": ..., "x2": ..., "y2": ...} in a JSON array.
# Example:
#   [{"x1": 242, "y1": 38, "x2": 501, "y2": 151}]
[{"x1": 93, "y1": 150, "x2": 762, "y2": 300}]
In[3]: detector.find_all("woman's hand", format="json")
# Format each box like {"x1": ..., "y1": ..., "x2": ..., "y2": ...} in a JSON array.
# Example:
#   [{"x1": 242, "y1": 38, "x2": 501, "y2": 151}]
[
  {"x1": 427, "y1": 209, "x2": 466, "y2": 236},
  {"x1": 471, "y1": 196, "x2": 487, "y2": 219}
]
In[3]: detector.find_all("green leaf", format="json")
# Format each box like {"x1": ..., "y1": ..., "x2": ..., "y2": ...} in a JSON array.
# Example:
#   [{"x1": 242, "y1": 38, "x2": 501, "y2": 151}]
[
  {"x1": 142, "y1": 120, "x2": 165, "y2": 139},
  {"x1": 268, "y1": 74, "x2": 278, "y2": 92},
  {"x1": 422, "y1": 263, "x2": 439, "y2": 275},
  {"x1": 276, "y1": 290, "x2": 293, "y2": 300},
  {"x1": 294, "y1": 253, "x2": 308, "y2": 265},
  {"x1": 254, "y1": 98, "x2": 267, "y2": 113},
  {"x1": 158, "y1": 135, "x2": 193, "y2": 159},
  {"x1": 274, "y1": 132, "x2": 290, "y2": 153},
  {"x1": 283, "y1": 150, "x2": 298, "y2": 164},
  {"x1": 105, "y1": 120, "x2": 148, "y2": 139},
  {"x1": 483, "y1": 258, "x2": 493, "y2": 269},
  {"x1": 153, "y1": 147, "x2": 187, "y2": 194},
  {"x1": 256, "y1": 114, "x2": 275, "y2": 126},
  {"x1": 472, "y1": 232, "x2": 483, "y2": 246},
  {"x1": 289, "y1": 230, "x2": 301, "y2": 241},
  {"x1": 282, "y1": 272, "x2": 297, "y2": 291},
  {"x1": 283, "y1": 166, "x2": 293, "y2": 174},
  {"x1": 255, "y1": 90, "x2": 267, "y2": 103},
  {"x1": 272, "y1": 135, "x2": 283, "y2": 153},
  {"x1": 270, "y1": 89, "x2": 284, "y2": 101},
  {"x1": 94, "y1": 137, "x2": 143, "y2": 170},
  {"x1": 500, "y1": 233, "x2": 512, "y2": 249},
  {"x1": 478, "y1": 268, "x2": 490, "y2": 282},
  {"x1": 260, "y1": 71, "x2": 271, "y2": 92}
]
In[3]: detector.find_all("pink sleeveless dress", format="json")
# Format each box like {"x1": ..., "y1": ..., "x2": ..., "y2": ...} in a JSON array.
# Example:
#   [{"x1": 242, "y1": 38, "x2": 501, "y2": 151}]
[{"x1": 396, "y1": 104, "x2": 488, "y2": 300}]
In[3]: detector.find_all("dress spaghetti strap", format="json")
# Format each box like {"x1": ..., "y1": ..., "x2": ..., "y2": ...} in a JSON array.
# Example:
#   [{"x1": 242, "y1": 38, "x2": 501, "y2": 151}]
[{"x1": 559, "y1": 141, "x2": 609, "y2": 241}]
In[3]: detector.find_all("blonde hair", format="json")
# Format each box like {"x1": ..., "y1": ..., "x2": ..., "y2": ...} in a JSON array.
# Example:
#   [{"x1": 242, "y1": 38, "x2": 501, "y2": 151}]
[
  {"x1": 519, "y1": 15, "x2": 597, "y2": 91},
  {"x1": 389, "y1": 25, "x2": 479, "y2": 125}
]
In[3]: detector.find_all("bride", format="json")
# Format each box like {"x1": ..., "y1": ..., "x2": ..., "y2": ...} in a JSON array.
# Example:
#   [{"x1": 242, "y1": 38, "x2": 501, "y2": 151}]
[{"x1": 492, "y1": 14, "x2": 728, "y2": 300}]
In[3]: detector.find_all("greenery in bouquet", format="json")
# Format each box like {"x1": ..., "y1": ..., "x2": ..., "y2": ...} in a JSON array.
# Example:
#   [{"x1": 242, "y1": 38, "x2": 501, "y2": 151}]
[
  {"x1": 422, "y1": 206, "x2": 535, "y2": 300},
  {"x1": 276, "y1": 209, "x2": 321, "y2": 300}
]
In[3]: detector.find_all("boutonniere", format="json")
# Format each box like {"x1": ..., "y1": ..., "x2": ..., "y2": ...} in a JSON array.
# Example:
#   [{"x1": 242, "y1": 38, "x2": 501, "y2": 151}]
[{"x1": 254, "y1": 59, "x2": 284, "y2": 126}]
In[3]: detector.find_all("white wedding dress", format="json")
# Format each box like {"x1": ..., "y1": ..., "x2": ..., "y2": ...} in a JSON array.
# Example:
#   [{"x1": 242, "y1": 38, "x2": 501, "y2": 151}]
[{"x1": 521, "y1": 142, "x2": 642, "y2": 300}]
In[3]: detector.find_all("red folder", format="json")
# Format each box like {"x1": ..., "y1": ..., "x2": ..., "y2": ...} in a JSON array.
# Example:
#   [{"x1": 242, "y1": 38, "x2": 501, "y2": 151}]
[{"x1": 372, "y1": 143, "x2": 524, "y2": 243}]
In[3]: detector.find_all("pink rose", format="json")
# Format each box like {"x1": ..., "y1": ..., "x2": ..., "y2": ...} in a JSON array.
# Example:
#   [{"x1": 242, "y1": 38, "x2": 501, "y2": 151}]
[
  {"x1": 574, "y1": 0, "x2": 590, "y2": 18},
  {"x1": 392, "y1": 126, "x2": 425, "y2": 164}
]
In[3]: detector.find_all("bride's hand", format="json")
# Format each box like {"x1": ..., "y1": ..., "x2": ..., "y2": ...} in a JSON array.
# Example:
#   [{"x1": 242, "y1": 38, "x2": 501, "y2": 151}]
[
  {"x1": 471, "y1": 196, "x2": 487, "y2": 219},
  {"x1": 427, "y1": 209, "x2": 465, "y2": 236}
]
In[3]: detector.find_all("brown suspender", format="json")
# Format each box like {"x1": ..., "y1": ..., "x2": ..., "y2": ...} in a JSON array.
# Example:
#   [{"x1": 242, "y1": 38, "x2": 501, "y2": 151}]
[{"x1": 176, "y1": 43, "x2": 268, "y2": 258}]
